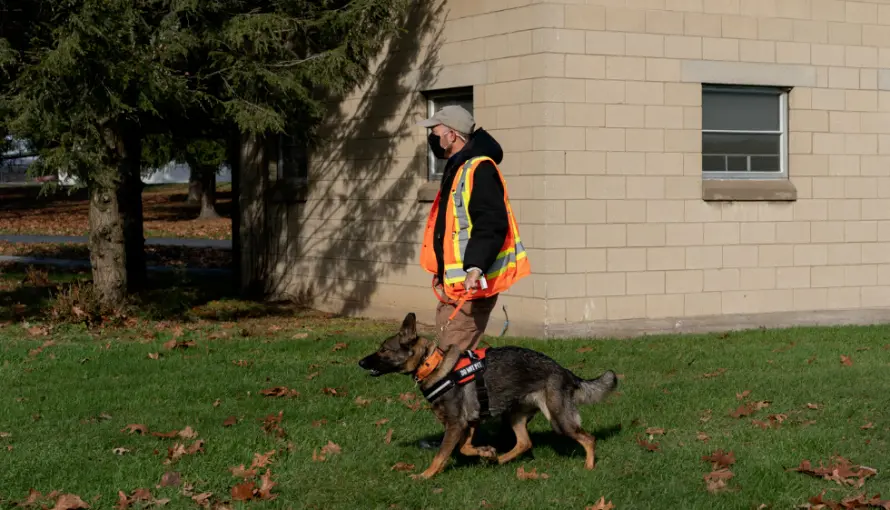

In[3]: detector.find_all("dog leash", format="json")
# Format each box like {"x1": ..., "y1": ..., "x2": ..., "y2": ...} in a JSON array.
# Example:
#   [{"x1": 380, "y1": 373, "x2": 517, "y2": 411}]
[{"x1": 431, "y1": 278, "x2": 509, "y2": 338}]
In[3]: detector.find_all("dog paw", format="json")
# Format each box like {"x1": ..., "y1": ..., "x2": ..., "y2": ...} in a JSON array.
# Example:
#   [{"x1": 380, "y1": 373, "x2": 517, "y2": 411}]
[{"x1": 477, "y1": 446, "x2": 498, "y2": 460}]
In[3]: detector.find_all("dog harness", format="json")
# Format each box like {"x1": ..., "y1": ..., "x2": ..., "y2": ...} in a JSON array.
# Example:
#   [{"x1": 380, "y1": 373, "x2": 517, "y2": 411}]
[{"x1": 414, "y1": 348, "x2": 491, "y2": 418}]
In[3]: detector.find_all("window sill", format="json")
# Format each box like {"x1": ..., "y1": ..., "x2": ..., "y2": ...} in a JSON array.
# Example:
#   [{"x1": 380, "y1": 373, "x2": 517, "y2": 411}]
[
  {"x1": 416, "y1": 182, "x2": 439, "y2": 203},
  {"x1": 702, "y1": 179, "x2": 797, "y2": 202},
  {"x1": 268, "y1": 179, "x2": 308, "y2": 203}
]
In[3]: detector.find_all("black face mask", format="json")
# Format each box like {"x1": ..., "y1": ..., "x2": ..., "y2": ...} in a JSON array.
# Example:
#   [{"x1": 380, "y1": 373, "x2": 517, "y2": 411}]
[{"x1": 427, "y1": 133, "x2": 448, "y2": 160}]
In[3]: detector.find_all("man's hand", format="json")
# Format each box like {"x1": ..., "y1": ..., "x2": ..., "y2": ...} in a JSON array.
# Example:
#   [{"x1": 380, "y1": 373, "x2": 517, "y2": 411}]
[{"x1": 464, "y1": 268, "x2": 482, "y2": 291}]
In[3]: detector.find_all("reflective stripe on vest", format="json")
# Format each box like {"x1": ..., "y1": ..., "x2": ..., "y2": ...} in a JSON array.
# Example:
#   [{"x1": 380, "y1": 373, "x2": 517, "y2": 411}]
[{"x1": 442, "y1": 157, "x2": 529, "y2": 286}]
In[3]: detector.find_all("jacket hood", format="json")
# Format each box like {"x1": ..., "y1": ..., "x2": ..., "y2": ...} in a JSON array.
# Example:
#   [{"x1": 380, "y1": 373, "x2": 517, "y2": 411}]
[{"x1": 453, "y1": 128, "x2": 503, "y2": 166}]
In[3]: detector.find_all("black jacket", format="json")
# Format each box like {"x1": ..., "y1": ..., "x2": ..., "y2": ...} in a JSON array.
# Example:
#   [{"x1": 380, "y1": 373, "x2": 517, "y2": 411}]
[{"x1": 433, "y1": 129, "x2": 509, "y2": 280}]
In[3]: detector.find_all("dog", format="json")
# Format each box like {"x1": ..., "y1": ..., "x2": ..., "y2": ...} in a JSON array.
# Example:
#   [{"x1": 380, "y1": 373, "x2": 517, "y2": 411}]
[{"x1": 358, "y1": 312, "x2": 618, "y2": 479}]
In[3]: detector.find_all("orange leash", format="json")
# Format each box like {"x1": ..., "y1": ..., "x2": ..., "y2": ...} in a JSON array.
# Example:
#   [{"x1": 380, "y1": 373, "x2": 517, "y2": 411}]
[{"x1": 431, "y1": 277, "x2": 474, "y2": 325}]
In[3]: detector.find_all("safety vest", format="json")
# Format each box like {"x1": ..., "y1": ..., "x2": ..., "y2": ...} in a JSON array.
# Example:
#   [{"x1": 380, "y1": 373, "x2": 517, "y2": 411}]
[{"x1": 420, "y1": 156, "x2": 530, "y2": 301}]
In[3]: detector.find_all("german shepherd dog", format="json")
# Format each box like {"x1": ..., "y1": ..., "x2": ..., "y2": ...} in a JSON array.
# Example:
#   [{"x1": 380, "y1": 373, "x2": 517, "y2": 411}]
[{"x1": 358, "y1": 313, "x2": 618, "y2": 479}]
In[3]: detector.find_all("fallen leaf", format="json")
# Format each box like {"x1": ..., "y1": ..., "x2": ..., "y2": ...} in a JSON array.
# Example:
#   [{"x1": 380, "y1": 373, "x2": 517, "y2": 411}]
[
  {"x1": 703, "y1": 368, "x2": 727, "y2": 378},
  {"x1": 306, "y1": 372, "x2": 320, "y2": 380},
  {"x1": 636, "y1": 435, "x2": 659, "y2": 452},
  {"x1": 788, "y1": 456, "x2": 878, "y2": 488},
  {"x1": 312, "y1": 419, "x2": 327, "y2": 428},
  {"x1": 312, "y1": 449, "x2": 325, "y2": 462},
  {"x1": 702, "y1": 450, "x2": 736, "y2": 470},
  {"x1": 223, "y1": 416, "x2": 237, "y2": 427},
  {"x1": 730, "y1": 404, "x2": 754, "y2": 419},
  {"x1": 0, "y1": 431, "x2": 9, "y2": 438},
  {"x1": 704, "y1": 468, "x2": 734, "y2": 494},
  {"x1": 257, "y1": 470, "x2": 277, "y2": 500},
  {"x1": 186, "y1": 440, "x2": 204, "y2": 455},
  {"x1": 861, "y1": 422, "x2": 874, "y2": 430},
  {"x1": 151, "y1": 430, "x2": 179, "y2": 439},
  {"x1": 212, "y1": 399, "x2": 221, "y2": 407},
  {"x1": 178, "y1": 426, "x2": 198, "y2": 439},
  {"x1": 320, "y1": 441, "x2": 341, "y2": 456},
  {"x1": 323, "y1": 387, "x2": 346, "y2": 397},
  {"x1": 230, "y1": 482, "x2": 254, "y2": 502},
  {"x1": 700, "y1": 410, "x2": 712, "y2": 423},
  {"x1": 251, "y1": 451, "x2": 275, "y2": 469},
  {"x1": 147, "y1": 353, "x2": 160, "y2": 360},
  {"x1": 384, "y1": 428, "x2": 393, "y2": 444},
  {"x1": 576, "y1": 346, "x2": 593, "y2": 353},
  {"x1": 230, "y1": 465, "x2": 257, "y2": 478},
  {"x1": 122, "y1": 424, "x2": 149, "y2": 435},
  {"x1": 190, "y1": 492, "x2": 212, "y2": 507},
  {"x1": 807, "y1": 355, "x2": 817, "y2": 364},
  {"x1": 160, "y1": 472, "x2": 181, "y2": 487},
  {"x1": 375, "y1": 418, "x2": 390, "y2": 427},
  {"x1": 52, "y1": 494, "x2": 90, "y2": 510},
  {"x1": 807, "y1": 403, "x2": 821, "y2": 410},
  {"x1": 112, "y1": 447, "x2": 130, "y2": 455},
  {"x1": 736, "y1": 390, "x2": 751, "y2": 400},
  {"x1": 751, "y1": 419, "x2": 771, "y2": 430},
  {"x1": 332, "y1": 342, "x2": 348, "y2": 352},
  {"x1": 432, "y1": 488, "x2": 444, "y2": 494},
  {"x1": 645, "y1": 427, "x2": 665, "y2": 436},
  {"x1": 696, "y1": 432, "x2": 710, "y2": 442},
  {"x1": 391, "y1": 462, "x2": 415, "y2": 472},
  {"x1": 585, "y1": 497, "x2": 615, "y2": 510},
  {"x1": 516, "y1": 465, "x2": 549, "y2": 480},
  {"x1": 354, "y1": 396, "x2": 371, "y2": 407},
  {"x1": 260, "y1": 386, "x2": 299, "y2": 398},
  {"x1": 841, "y1": 355, "x2": 853, "y2": 367}
]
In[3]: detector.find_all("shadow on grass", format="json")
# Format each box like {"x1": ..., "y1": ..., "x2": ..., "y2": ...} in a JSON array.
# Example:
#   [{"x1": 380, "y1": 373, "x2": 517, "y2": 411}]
[{"x1": 0, "y1": 264, "x2": 298, "y2": 323}]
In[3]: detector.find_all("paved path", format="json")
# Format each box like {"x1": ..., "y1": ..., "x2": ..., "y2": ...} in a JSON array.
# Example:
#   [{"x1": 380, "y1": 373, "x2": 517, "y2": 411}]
[
  {"x1": 0, "y1": 234, "x2": 231, "y2": 249},
  {"x1": 0, "y1": 255, "x2": 231, "y2": 275}
]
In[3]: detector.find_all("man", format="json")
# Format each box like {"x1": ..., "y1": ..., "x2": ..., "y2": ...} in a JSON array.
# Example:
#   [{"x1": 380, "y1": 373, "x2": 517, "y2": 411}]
[
  {"x1": 415, "y1": 105, "x2": 531, "y2": 448},
  {"x1": 418, "y1": 105, "x2": 530, "y2": 351}
]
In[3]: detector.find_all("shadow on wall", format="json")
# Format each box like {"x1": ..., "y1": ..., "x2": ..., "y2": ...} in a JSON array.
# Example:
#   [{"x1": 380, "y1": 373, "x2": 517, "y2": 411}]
[{"x1": 257, "y1": 0, "x2": 446, "y2": 316}]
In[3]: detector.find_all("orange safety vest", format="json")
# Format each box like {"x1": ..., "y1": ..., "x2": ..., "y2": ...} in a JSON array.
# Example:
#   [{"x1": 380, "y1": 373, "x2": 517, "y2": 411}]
[{"x1": 420, "y1": 156, "x2": 530, "y2": 301}]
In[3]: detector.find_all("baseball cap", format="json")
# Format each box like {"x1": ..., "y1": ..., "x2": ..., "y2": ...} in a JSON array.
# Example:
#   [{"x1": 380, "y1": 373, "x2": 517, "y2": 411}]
[{"x1": 417, "y1": 105, "x2": 475, "y2": 135}]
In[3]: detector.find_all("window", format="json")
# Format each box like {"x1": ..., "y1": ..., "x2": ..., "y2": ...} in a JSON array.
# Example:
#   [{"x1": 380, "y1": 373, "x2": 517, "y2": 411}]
[
  {"x1": 269, "y1": 133, "x2": 308, "y2": 187},
  {"x1": 702, "y1": 85, "x2": 788, "y2": 180},
  {"x1": 424, "y1": 88, "x2": 473, "y2": 181}
]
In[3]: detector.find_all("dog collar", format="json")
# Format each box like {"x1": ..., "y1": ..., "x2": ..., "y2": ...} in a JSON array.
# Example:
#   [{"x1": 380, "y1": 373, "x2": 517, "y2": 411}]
[{"x1": 414, "y1": 347, "x2": 444, "y2": 382}]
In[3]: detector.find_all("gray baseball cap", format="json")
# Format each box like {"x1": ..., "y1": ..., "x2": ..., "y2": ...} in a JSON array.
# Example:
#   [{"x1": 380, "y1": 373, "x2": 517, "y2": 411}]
[{"x1": 417, "y1": 105, "x2": 475, "y2": 135}]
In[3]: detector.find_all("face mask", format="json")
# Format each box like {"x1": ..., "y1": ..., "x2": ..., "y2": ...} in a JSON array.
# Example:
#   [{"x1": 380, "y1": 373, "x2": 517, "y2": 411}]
[{"x1": 427, "y1": 132, "x2": 451, "y2": 160}]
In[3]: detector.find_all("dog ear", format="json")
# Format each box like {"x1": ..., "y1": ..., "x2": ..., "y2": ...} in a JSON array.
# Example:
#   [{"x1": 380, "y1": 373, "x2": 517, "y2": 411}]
[{"x1": 399, "y1": 313, "x2": 417, "y2": 341}]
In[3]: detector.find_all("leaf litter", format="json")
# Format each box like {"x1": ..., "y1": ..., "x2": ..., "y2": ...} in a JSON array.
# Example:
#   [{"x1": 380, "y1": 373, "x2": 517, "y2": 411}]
[{"x1": 788, "y1": 456, "x2": 878, "y2": 488}]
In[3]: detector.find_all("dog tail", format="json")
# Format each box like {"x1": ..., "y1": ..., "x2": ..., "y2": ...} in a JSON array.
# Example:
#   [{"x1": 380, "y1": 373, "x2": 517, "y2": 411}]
[{"x1": 573, "y1": 370, "x2": 618, "y2": 405}]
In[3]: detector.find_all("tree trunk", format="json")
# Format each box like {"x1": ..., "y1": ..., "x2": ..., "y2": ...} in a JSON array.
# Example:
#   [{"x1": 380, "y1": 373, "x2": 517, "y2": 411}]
[
  {"x1": 88, "y1": 184, "x2": 127, "y2": 307},
  {"x1": 119, "y1": 136, "x2": 146, "y2": 293},
  {"x1": 187, "y1": 166, "x2": 202, "y2": 204},
  {"x1": 228, "y1": 133, "x2": 241, "y2": 293},
  {"x1": 197, "y1": 165, "x2": 219, "y2": 220}
]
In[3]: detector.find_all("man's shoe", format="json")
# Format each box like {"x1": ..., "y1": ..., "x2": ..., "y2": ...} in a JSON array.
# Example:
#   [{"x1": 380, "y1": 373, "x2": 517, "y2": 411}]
[{"x1": 418, "y1": 438, "x2": 441, "y2": 450}]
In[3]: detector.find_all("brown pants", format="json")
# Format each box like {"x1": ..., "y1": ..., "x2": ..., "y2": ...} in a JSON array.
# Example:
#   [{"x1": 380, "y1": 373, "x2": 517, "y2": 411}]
[{"x1": 435, "y1": 294, "x2": 499, "y2": 351}]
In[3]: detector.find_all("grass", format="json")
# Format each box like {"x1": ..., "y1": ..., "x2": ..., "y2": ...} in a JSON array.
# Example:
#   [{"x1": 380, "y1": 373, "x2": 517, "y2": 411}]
[
  {"x1": 2, "y1": 293, "x2": 890, "y2": 510},
  {"x1": 0, "y1": 183, "x2": 232, "y2": 240}
]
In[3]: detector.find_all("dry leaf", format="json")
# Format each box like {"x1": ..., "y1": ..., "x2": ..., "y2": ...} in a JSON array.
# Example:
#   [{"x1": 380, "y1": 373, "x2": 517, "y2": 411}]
[
  {"x1": 645, "y1": 427, "x2": 665, "y2": 436},
  {"x1": 354, "y1": 396, "x2": 370, "y2": 407},
  {"x1": 160, "y1": 472, "x2": 181, "y2": 487},
  {"x1": 736, "y1": 390, "x2": 751, "y2": 400},
  {"x1": 636, "y1": 436, "x2": 659, "y2": 452},
  {"x1": 178, "y1": 426, "x2": 198, "y2": 439},
  {"x1": 700, "y1": 410, "x2": 712, "y2": 423},
  {"x1": 516, "y1": 465, "x2": 549, "y2": 480},
  {"x1": 257, "y1": 470, "x2": 277, "y2": 500},
  {"x1": 151, "y1": 430, "x2": 179, "y2": 439},
  {"x1": 702, "y1": 450, "x2": 736, "y2": 470},
  {"x1": 861, "y1": 422, "x2": 874, "y2": 430},
  {"x1": 576, "y1": 346, "x2": 593, "y2": 353},
  {"x1": 323, "y1": 387, "x2": 346, "y2": 397},
  {"x1": 807, "y1": 403, "x2": 821, "y2": 410},
  {"x1": 230, "y1": 482, "x2": 255, "y2": 502},
  {"x1": 190, "y1": 493, "x2": 212, "y2": 507},
  {"x1": 703, "y1": 368, "x2": 727, "y2": 378},
  {"x1": 112, "y1": 447, "x2": 130, "y2": 455},
  {"x1": 320, "y1": 441, "x2": 341, "y2": 456},
  {"x1": 788, "y1": 456, "x2": 878, "y2": 488},
  {"x1": 704, "y1": 469, "x2": 734, "y2": 494},
  {"x1": 585, "y1": 497, "x2": 615, "y2": 510},
  {"x1": 52, "y1": 494, "x2": 90, "y2": 510},
  {"x1": 223, "y1": 416, "x2": 237, "y2": 427},
  {"x1": 391, "y1": 462, "x2": 415, "y2": 472},
  {"x1": 230, "y1": 465, "x2": 257, "y2": 478},
  {"x1": 384, "y1": 428, "x2": 394, "y2": 444},
  {"x1": 212, "y1": 399, "x2": 221, "y2": 408},
  {"x1": 841, "y1": 355, "x2": 853, "y2": 367},
  {"x1": 305, "y1": 372, "x2": 320, "y2": 380},
  {"x1": 375, "y1": 418, "x2": 390, "y2": 427},
  {"x1": 332, "y1": 342, "x2": 348, "y2": 352},
  {"x1": 312, "y1": 419, "x2": 327, "y2": 428},
  {"x1": 251, "y1": 451, "x2": 275, "y2": 469},
  {"x1": 121, "y1": 424, "x2": 149, "y2": 435},
  {"x1": 696, "y1": 432, "x2": 710, "y2": 442},
  {"x1": 260, "y1": 386, "x2": 299, "y2": 398},
  {"x1": 147, "y1": 353, "x2": 160, "y2": 360}
]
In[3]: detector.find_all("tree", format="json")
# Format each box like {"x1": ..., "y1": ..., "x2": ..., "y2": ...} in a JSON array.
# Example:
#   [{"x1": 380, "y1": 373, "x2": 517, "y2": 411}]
[{"x1": 0, "y1": 0, "x2": 197, "y2": 305}]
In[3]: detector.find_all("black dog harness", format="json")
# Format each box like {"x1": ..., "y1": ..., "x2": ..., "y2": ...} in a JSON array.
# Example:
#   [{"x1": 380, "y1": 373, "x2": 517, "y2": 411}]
[{"x1": 418, "y1": 349, "x2": 491, "y2": 418}]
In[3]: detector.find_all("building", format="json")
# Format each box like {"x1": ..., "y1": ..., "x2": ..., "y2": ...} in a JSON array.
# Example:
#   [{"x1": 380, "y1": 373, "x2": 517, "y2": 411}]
[{"x1": 238, "y1": 0, "x2": 890, "y2": 338}]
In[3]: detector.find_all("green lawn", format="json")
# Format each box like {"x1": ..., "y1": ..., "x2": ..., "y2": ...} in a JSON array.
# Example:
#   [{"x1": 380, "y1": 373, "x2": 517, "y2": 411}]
[{"x1": 2, "y1": 309, "x2": 890, "y2": 509}]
